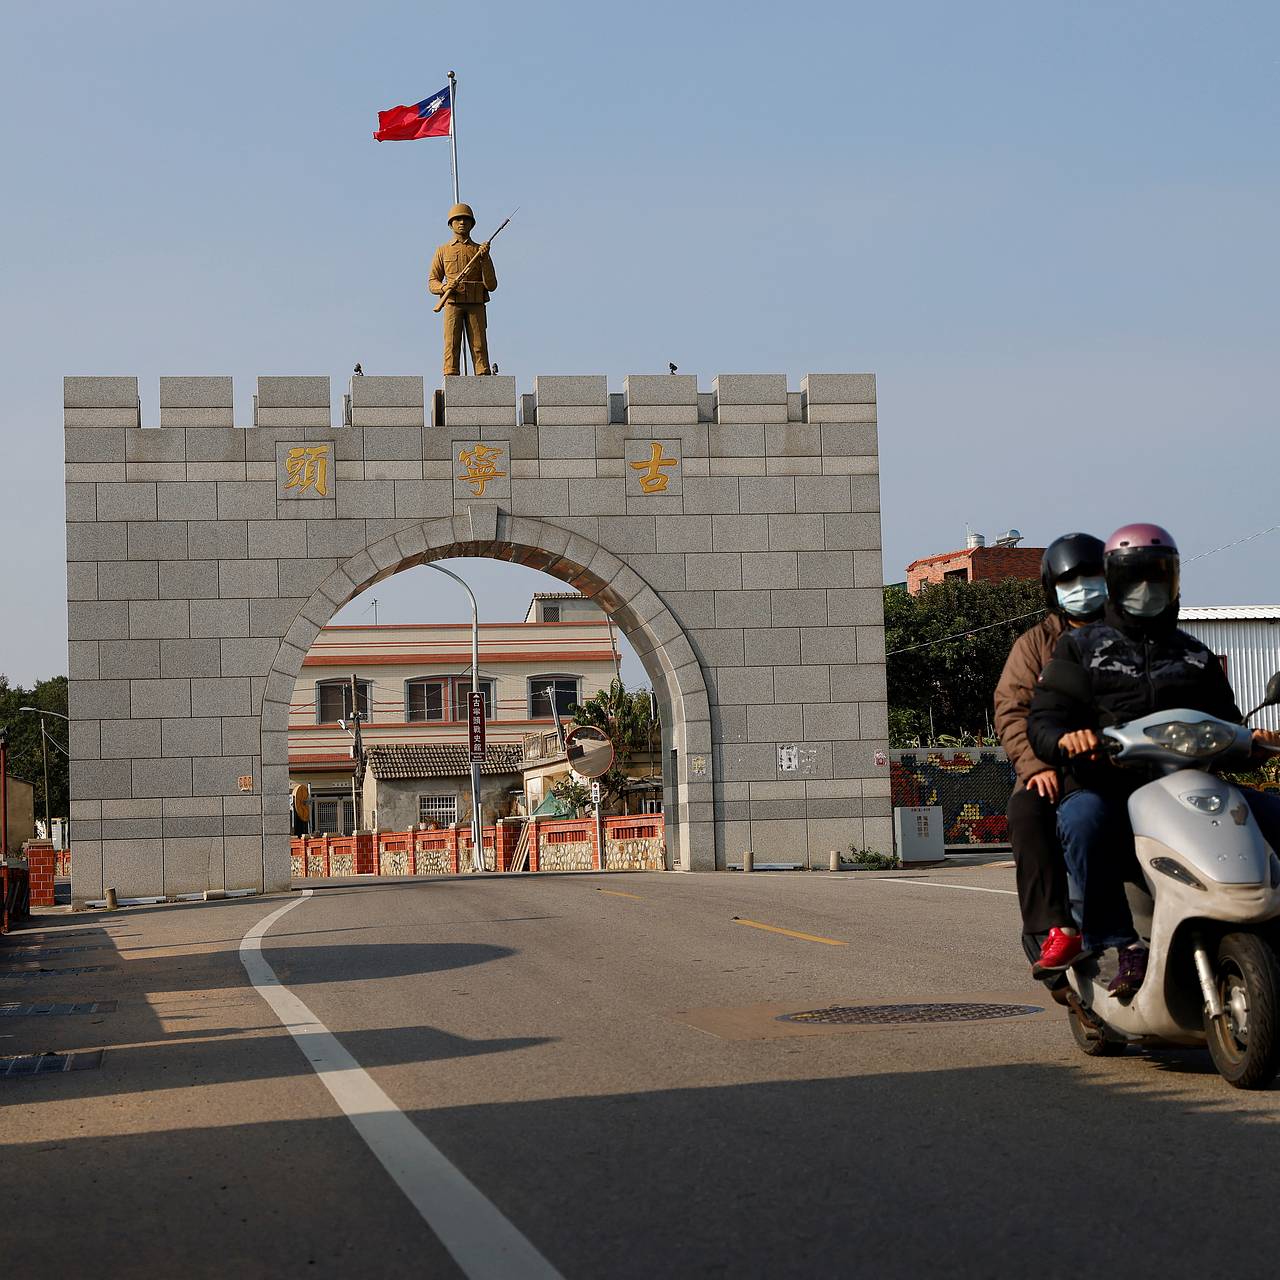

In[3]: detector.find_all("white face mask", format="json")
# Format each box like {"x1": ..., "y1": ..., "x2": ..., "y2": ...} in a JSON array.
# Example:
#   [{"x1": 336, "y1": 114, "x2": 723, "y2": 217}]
[
  {"x1": 1121, "y1": 581, "x2": 1171, "y2": 617},
  {"x1": 1055, "y1": 576, "x2": 1107, "y2": 618}
]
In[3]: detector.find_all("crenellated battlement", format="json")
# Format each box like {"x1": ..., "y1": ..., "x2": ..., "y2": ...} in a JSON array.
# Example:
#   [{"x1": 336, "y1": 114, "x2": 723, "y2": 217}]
[{"x1": 64, "y1": 372, "x2": 876, "y2": 431}]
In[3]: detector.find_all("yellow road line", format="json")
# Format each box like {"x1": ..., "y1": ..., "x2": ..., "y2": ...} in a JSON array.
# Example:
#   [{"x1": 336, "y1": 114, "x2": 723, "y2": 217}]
[
  {"x1": 732, "y1": 917, "x2": 847, "y2": 946},
  {"x1": 596, "y1": 888, "x2": 642, "y2": 900}
]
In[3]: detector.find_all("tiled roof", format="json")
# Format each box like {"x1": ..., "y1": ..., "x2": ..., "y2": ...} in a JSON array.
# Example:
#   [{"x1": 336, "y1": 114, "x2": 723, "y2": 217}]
[
  {"x1": 904, "y1": 547, "x2": 976, "y2": 572},
  {"x1": 367, "y1": 743, "x2": 524, "y2": 780}
]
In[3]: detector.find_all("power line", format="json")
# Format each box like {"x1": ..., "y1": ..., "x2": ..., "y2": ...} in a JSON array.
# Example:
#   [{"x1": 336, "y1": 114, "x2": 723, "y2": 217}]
[
  {"x1": 885, "y1": 610, "x2": 1045, "y2": 657},
  {"x1": 1182, "y1": 525, "x2": 1280, "y2": 565}
]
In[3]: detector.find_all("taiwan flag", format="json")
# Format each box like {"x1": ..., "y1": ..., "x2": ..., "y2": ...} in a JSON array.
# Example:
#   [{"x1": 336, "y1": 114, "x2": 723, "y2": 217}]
[{"x1": 374, "y1": 85, "x2": 451, "y2": 142}]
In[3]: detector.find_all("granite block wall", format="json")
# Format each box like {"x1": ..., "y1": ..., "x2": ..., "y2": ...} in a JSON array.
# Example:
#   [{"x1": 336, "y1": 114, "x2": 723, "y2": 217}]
[{"x1": 64, "y1": 371, "x2": 886, "y2": 898}]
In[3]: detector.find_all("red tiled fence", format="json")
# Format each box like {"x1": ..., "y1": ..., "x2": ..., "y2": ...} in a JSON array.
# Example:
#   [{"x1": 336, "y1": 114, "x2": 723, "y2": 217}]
[{"x1": 291, "y1": 815, "x2": 665, "y2": 878}]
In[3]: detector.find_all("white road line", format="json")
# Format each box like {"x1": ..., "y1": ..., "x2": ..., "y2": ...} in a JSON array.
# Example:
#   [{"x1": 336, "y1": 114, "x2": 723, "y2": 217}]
[
  {"x1": 868, "y1": 878, "x2": 1018, "y2": 897},
  {"x1": 239, "y1": 891, "x2": 563, "y2": 1280}
]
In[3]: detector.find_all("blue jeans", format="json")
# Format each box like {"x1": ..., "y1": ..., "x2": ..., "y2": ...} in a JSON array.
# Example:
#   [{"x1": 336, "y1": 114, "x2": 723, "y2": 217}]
[
  {"x1": 1059, "y1": 785, "x2": 1280, "y2": 952},
  {"x1": 1057, "y1": 790, "x2": 1139, "y2": 952}
]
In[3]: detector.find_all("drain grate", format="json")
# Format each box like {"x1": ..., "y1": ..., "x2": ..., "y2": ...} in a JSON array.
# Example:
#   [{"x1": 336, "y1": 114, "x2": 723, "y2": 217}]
[
  {"x1": 5, "y1": 945, "x2": 111, "y2": 957},
  {"x1": 1, "y1": 1050, "x2": 104, "y2": 1077},
  {"x1": 0, "y1": 1001, "x2": 117, "y2": 1017},
  {"x1": 779, "y1": 1002, "x2": 1044, "y2": 1026},
  {"x1": 5, "y1": 967, "x2": 111, "y2": 978}
]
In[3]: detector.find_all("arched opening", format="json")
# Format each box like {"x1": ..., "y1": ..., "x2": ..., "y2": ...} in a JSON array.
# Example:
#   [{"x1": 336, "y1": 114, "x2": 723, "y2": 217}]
[{"x1": 260, "y1": 509, "x2": 714, "y2": 887}]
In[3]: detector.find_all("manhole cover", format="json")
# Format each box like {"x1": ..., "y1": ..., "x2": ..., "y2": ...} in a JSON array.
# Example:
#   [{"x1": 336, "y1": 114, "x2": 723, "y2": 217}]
[{"x1": 778, "y1": 1002, "x2": 1044, "y2": 1026}]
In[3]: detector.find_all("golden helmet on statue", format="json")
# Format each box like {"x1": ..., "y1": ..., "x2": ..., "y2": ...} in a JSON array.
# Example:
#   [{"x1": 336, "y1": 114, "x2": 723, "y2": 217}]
[{"x1": 447, "y1": 203, "x2": 475, "y2": 226}]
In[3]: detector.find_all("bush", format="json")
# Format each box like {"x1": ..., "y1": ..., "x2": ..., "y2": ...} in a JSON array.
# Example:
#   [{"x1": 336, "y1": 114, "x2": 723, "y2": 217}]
[{"x1": 844, "y1": 845, "x2": 901, "y2": 870}]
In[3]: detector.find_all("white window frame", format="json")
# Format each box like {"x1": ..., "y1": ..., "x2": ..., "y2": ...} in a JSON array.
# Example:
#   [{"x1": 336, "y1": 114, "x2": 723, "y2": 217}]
[
  {"x1": 405, "y1": 677, "x2": 449, "y2": 723},
  {"x1": 451, "y1": 677, "x2": 496, "y2": 722},
  {"x1": 528, "y1": 674, "x2": 581, "y2": 719},
  {"x1": 418, "y1": 794, "x2": 459, "y2": 827},
  {"x1": 316, "y1": 679, "x2": 372, "y2": 725}
]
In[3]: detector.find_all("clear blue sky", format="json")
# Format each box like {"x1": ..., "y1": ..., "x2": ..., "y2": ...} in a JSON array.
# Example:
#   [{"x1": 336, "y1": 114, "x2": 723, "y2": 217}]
[{"x1": 3, "y1": 1, "x2": 1277, "y2": 686}]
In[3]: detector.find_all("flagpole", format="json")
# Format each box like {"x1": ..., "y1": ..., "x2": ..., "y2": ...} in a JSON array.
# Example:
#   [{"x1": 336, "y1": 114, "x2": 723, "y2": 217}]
[
  {"x1": 448, "y1": 70, "x2": 459, "y2": 204},
  {"x1": 446, "y1": 69, "x2": 471, "y2": 375}
]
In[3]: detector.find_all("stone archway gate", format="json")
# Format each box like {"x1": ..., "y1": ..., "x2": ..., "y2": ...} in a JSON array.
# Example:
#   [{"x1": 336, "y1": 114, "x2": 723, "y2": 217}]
[{"x1": 63, "y1": 372, "x2": 887, "y2": 899}]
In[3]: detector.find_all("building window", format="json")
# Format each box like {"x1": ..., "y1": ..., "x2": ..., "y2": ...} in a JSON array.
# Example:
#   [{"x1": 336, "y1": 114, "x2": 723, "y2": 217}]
[
  {"x1": 529, "y1": 675, "x2": 580, "y2": 718},
  {"x1": 943, "y1": 568, "x2": 968, "y2": 582},
  {"x1": 419, "y1": 794, "x2": 458, "y2": 826},
  {"x1": 317, "y1": 679, "x2": 372, "y2": 724},
  {"x1": 452, "y1": 679, "x2": 495, "y2": 721},
  {"x1": 406, "y1": 679, "x2": 448, "y2": 722},
  {"x1": 543, "y1": 604, "x2": 561, "y2": 622}
]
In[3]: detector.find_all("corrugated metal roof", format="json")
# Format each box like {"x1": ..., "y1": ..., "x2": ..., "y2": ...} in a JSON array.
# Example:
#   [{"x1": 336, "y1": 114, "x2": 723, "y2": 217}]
[
  {"x1": 1181, "y1": 606, "x2": 1280, "y2": 620},
  {"x1": 367, "y1": 743, "x2": 523, "y2": 780}
]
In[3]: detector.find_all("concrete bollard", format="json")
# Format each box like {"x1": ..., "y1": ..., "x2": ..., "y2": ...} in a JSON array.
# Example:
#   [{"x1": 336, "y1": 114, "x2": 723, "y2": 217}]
[
  {"x1": 742, "y1": 850, "x2": 754, "y2": 873},
  {"x1": 104, "y1": 887, "x2": 118, "y2": 912},
  {"x1": 829, "y1": 849, "x2": 840, "y2": 872}
]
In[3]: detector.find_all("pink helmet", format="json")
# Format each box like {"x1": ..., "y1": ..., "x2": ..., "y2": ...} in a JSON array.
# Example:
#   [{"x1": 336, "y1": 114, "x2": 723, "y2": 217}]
[
  {"x1": 1105, "y1": 523, "x2": 1178, "y2": 555},
  {"x1": 1105, "y1": 523, "x2": 1180, "y2": 617}
]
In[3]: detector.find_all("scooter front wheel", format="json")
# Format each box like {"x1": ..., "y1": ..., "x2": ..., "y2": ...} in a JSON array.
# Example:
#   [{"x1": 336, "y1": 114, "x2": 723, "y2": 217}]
[{"x1": 1204, "y1": 932, "x2": 1280, "y2": 1090}]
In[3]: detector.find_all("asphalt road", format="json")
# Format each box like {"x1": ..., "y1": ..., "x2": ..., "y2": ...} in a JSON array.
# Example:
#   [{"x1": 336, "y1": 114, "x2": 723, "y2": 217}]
[{"x1": 5, "y1": 864, "x2": 1280, "y2": 1278}]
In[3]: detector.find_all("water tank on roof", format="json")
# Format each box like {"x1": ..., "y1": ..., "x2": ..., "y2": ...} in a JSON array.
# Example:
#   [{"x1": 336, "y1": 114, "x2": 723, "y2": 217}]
[
  {"x1": 965, "y1": 530, "x2": 986, "y2": 549},
  {"x1": 994, "y1": 529, "x2": 1024, "y2": 548}
]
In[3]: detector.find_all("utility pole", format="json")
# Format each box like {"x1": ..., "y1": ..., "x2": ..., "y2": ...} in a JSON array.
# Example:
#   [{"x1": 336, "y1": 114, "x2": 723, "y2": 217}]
[
  {"x1": 0, "y1": 726, "x2": 8, "y2": 857},
  {"x1": 348, "y1": 673, "x2": 367, "y2": 832},
  {"x1": 423, "y1": 563, "x2": 486, "y2": 872}
]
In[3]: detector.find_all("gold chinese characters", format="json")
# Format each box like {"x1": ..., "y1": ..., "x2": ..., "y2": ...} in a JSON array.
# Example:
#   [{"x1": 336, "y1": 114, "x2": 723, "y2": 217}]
[
  {"x1": 282, "y1": 445, "x2": 330, "y2": 497},
  {"x1": 457, "y1": 442, "x2": 507, "y2": 497},
  {"x1": 630, "y1": 442, "x2": 678, "y2": 494}
]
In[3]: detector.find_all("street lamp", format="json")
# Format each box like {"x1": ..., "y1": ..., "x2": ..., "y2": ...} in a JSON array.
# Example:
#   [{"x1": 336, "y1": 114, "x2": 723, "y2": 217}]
[
  {"x1": 422, "y1": 563, "x2": 486, "y2": 873},
  {"x1": 19, "y1": 707, "x2": 69, "y2": 836}
]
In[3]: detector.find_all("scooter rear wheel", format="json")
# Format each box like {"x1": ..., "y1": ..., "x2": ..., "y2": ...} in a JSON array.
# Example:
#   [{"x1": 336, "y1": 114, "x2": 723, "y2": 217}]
[
  {"x1": 1068, "y1": 1000, "x2": 1126, "y2": 1057},
  {"x1": 1204, "y1": 932, "x2": 1280, "y2": 1090}
]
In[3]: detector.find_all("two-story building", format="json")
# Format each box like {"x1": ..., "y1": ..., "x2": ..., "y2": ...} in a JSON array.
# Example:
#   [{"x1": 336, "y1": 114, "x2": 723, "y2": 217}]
[{"x1": 288, "y1": 593, "x2": 622, "y2": 834}]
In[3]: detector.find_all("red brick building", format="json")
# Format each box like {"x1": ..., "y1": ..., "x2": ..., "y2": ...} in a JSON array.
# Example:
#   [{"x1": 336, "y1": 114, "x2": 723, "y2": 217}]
[{"x1": 906, "y1": 539, "x2": 1044, "y2": 595}]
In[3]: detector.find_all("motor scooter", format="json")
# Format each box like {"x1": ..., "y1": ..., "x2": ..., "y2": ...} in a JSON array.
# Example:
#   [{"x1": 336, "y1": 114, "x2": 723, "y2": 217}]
[{"x1": 1065, "y1": 679, "x2": 1280, "y2": 1089}]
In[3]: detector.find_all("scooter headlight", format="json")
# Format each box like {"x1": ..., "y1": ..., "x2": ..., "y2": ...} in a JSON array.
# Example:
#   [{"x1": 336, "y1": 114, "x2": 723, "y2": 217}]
[
  {"x1": 1144, "y1": 720, "x2": 1238, "y2": 757},
  {"x1": 1182, "y1": 790, "x2": 1226, "y2": 814},
  {"x1": 1150, "y1": 856, "x2": 1207, "y2": 891}
]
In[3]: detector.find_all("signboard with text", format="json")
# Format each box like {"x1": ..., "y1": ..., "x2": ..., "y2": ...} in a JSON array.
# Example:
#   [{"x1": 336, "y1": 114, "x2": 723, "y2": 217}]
[{"x1": 468, "y1": 691, "x2": 486, "y2": 762}]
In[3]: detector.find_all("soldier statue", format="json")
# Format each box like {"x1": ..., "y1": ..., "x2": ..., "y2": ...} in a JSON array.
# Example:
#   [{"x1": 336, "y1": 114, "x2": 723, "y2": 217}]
[{"x1": 429, "y1": 202, "x2": 497, "y2": 376}]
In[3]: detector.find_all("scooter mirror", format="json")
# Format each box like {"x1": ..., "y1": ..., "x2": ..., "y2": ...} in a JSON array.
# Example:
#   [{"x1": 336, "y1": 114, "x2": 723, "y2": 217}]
[{"x1": 1265, "y1": 672, "x2": 1280, "y2": 708}]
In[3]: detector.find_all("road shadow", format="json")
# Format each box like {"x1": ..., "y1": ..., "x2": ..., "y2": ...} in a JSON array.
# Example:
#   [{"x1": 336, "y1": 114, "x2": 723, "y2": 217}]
[
  {"x1": 4, "y1": 1059, "x2": 1278, "y2": 1278},
  {"x1": 1, "y1": 922, "x2": 543, "y2": 1102}
]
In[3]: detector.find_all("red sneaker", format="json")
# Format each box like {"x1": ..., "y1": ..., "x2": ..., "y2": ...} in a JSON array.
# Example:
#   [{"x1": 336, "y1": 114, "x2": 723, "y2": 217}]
[{"x1": 1032, "y1": 927, "x2": 1084, "y2": 977}]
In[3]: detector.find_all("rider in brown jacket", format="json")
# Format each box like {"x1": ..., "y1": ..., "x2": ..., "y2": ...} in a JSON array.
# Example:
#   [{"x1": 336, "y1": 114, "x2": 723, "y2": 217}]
[{"x1": 994, "y1": 533, "x2": 1107, "y2": 977}]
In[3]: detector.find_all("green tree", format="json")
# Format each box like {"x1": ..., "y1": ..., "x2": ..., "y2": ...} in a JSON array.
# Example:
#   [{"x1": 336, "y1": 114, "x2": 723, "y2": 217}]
[
  {"x1": 565, "y1": 678, "x2": 658, "y2": 807},
  {"x1": 0, "y1": 674, "x2": 70, "y2": 825},
  {"x1": 885, "y1": 578, "x2": 1044, "y2": 746},
  {"x1": 551, "y1": 774, "x2": 592, "y2": 817}
]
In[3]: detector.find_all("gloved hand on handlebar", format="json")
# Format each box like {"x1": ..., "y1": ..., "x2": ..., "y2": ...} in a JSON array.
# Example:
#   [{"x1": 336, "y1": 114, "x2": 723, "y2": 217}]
[{"x1": 1251, "y1": 729, "x2": 1280, "y2": 758}]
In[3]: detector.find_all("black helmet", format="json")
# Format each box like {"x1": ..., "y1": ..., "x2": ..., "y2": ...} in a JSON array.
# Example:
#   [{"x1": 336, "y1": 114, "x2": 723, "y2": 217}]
[
  {"x1": 1104, "y1": 523, "x2": 1180, "y2": 620},
  {"x1": 1040, "y1": 532, "x2": 1106, "y2": 617}
]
